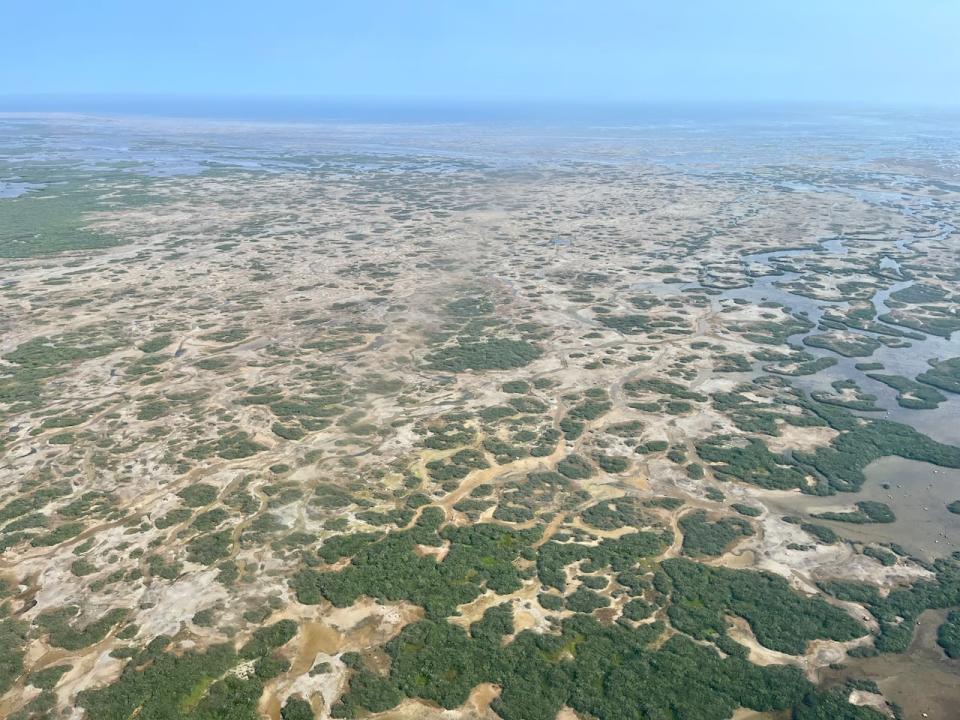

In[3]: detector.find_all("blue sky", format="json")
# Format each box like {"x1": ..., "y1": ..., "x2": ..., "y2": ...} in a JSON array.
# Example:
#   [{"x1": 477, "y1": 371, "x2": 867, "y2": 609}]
[{"x1": 2, "y1": 1, "x2": 958, "y2": 105}]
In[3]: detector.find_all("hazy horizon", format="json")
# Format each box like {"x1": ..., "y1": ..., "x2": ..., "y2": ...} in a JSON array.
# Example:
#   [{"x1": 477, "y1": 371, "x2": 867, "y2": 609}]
[
  {"x1": 3, "y1": 95, "x2": 960, "y2": 128},
  {"x1": 4, "y1": 1, "x2": 959, "y2": 107}
]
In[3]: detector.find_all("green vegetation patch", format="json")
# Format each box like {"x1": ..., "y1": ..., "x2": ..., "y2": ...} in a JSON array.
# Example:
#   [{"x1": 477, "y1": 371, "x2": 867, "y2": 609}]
[
  {"x1": 139, "y1": 335, "x2": 173, "y2": 354},
  {"x1": 0, "y1": 180, "x2": 129, "y2": 257},
  {"x1": 36, "y1": 606, "x2": 127, "y2": 650},
  {"x1": 679, "y1": 510, "x2": 754, "y2": 557},
  {"x1": 798, "y1": 407, "x2": 960, "y2": 492},
  {"x1": 556, "y1": 454, "x2": 594, "y2": 480},
  {"x1": 216, "y1": 432, "x2": 267, "y2": 460},
  {"x1": 30, "y1": 521, "x2": 84, "y2": 547},
  {"x1": 282, "y1": 697, "x2": 314, "y2": 720},
  {"x1": 866, "y1": 373, "x2": 946, "y2": 410},
  {"x1": 803, "y1": 332, "x2": 881, "y2": 358},
  {"x1": 537, "y1": 530, "x2": 672, "y2": 591},
  {"x1": 917, "y1": 357, "x2": 960, "y2": 394},
  {"x1": 581, "y1": 497, "x2": 648, "y2": 531},
  {"x1": 426, "y1": 338, "x2": 542, "y2": 372},
  {"x1": 801, "y1": 522, "x2": 840, "y2": 544},
  {"x1": 937, "y1": 610, "x2": 960, "y2": 659},
  {"x1": 863, "y1": 546, "x2": 897, "y2": 567},
  {"x1": 879, "y1": 307, "x2": 960, "y2": 338},
  {"x1": 811, "y1": 379, "x2": 881, "y2": 412},
  {"x1": 696, "y1": 436, "x2": 805, "y2": 490},
  {"x1": 731, "y1": 316, "x2": 813, "y2": 345},
  {"x1": 662, "y1": 559, "x2": 864, "y2": 655},
  {"x1": 564, "y1": 587, "x2": 609, "y2": 613},
  {"x1": 293, "y1": 507, "x2": 540, "y2": 618},
  {"x1": 0, "y1": 616, "x2": 28, "y2": 695},
  {"x1": 27, "y1": 663, "x2": 71, "y2": 690},
  {"x1": 624, "y1": 378, "x2": 707, "y2": 402},
  {"x1": 177, "y1": 484, "x2": 218, "y2": 507},
  {"x1": 1, "y1": 331, "x2": 123, "y2": 411},
  {"x1": 77, "y1": 621, "x2": 293, "y2": 720},
  {"x1": 186, "y1": 530, "x2": 233, "y2": 565},
  {"x1": 820, "y1": 556, "x2": 960, "y2": 652},
  {"x1": 501, "y1": 380, "x2": 531, "y2": 394},
  {"x1": 566, "y1": 398, "x2": 611, "y2": 421},
  {"x1": 334, "y1": 604, "x2": 878, "y2": 720},
  {"x1": 813, "y1": 501, "x2": 895, "y2": 524}
]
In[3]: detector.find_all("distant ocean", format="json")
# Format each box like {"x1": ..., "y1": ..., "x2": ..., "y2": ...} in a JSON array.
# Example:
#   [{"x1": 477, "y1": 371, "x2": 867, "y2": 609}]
[{"x1": 2, "y1": 94, "x2": 958, "y2": 129}]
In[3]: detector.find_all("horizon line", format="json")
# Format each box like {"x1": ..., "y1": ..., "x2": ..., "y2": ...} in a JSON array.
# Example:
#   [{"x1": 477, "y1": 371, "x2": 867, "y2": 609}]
[{"x1": 3, "y1": 95, "x2": 959, "y2": 128}]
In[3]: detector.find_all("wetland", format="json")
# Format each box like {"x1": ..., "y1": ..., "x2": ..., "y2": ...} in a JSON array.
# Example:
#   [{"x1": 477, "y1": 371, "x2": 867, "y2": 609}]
[{"x1": 0, "y1": 109, "x2": 958, "y2": 719}]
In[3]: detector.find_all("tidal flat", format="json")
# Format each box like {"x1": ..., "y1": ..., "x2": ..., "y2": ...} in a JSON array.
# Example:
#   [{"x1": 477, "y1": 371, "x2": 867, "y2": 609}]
[{"x1": 0, "y1": 110, "x2": 959, "y2": 720}]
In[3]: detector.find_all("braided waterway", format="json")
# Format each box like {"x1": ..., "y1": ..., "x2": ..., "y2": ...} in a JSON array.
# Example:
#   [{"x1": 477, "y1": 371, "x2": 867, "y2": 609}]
[{"x1": 711, "y1": 193, "x2": 960, "y2": 719}]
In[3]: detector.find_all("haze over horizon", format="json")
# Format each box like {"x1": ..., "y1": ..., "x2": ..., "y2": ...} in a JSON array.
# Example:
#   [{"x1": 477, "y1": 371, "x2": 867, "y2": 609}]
[{"x1": 3, "y1": 0, "x2": 960, "y2": 111}]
